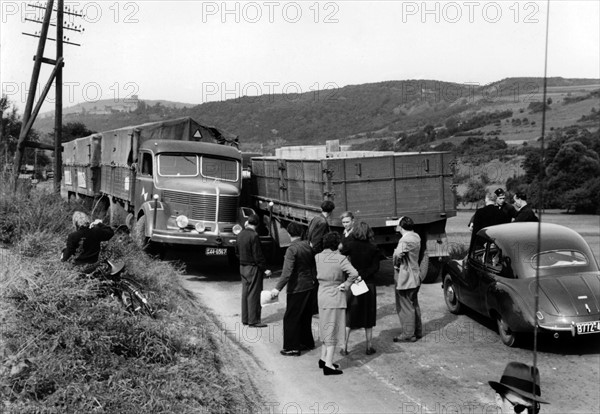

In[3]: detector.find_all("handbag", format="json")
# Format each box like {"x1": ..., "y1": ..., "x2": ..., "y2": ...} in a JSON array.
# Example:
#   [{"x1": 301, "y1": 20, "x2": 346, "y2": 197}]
[{"x1": 350, "y1": 280, "x2": 369, "y2": 296}]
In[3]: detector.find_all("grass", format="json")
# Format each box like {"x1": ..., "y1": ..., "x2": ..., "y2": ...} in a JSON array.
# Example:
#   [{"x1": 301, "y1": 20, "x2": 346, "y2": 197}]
[{"x1": 0, "y1": 175, "x2": 261, "y2": 413}]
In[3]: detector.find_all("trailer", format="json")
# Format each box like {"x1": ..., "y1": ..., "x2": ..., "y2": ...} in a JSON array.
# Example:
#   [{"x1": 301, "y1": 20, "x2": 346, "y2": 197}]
[
  {"x1": 248, "y1": 144, "x2": 457, "y2": 282},
  {"x1": 62, "y1": 117, "x2": 251, "y2": 259}
]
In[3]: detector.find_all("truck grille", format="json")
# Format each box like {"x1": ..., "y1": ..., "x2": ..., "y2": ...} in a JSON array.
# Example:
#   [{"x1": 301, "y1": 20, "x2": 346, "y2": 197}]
[{"x1": 163, "y1": 190, "x2": 237, "y2": 222}]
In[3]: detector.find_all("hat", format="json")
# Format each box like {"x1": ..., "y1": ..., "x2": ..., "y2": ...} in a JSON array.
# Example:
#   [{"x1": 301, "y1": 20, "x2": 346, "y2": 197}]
[
  {"x1": 489, "y1": 362, "x2": 549, "y2": 403},
  {"x1": 494, "y1": 188, "x2": 505, "y2": 196}
]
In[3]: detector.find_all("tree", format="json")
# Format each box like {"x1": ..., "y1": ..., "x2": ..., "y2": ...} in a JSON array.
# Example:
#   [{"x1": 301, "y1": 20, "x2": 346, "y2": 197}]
[
  {"x1": 50, "y1": 121, "x2": 95, "y2": 143},
  {"x1": 462, "y1": 179, "x2": 486, "y2": 209}
]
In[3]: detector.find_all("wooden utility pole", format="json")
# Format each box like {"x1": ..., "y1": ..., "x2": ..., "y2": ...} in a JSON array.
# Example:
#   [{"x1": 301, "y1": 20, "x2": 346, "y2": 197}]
[{"x1": 13, "y1": 0, "x2": 83, "y2": 191}]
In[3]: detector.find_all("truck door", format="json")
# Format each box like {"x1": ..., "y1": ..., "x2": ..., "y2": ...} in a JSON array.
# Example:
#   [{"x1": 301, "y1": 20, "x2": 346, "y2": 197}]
[{"x1": 135, "y1": 151, "x2": 155, "y2": 208}]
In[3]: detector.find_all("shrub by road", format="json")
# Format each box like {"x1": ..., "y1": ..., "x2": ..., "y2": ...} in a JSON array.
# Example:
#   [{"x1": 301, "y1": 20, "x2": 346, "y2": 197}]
[{"x1": 0, "y1": 177, "x2": 261, "y2": 413}]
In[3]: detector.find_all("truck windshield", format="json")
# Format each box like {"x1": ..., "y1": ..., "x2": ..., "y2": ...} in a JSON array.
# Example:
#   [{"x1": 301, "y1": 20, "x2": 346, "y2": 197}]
[
  {"x1": 201, "y1": 156, "x2": 239, "y2": 182},
  {"x1": 158, "y1": 154, "x2": 198, "y2": 177},
  {"x1": 157, "y1": 154, "x2": 239, "y2": 181}
]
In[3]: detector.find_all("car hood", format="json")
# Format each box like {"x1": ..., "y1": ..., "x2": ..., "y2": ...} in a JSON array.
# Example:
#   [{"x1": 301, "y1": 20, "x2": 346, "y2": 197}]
[{"x1": 534, "y1": 272, "x2": 600, "y2": 317}]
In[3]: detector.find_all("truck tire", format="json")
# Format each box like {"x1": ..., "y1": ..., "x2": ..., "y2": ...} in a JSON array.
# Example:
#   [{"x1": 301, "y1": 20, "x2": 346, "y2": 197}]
[{"x1": 133, "y1": 215, "x2": 150, "y2": 250}]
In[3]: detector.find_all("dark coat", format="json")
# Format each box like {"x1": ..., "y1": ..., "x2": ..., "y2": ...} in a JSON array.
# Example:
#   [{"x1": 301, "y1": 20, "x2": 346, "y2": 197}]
[
  {"x1": 514, "y1": 204, "x2": 539, "y2": 222},
  {"x1": 472, "y1": 204, "x2": 506, "y2": 236},
  {"x1": 340, "y1": 238, "x2": 380, "y2": 282},
  {"x1": 62, "y1": 223, "x2": 114, "y2": 265},
  {"x1": 305, "y1": 214, "x2": 329, "y2": 254},
  {"x1": 236, "y1": 227, "x2": 267, "y2": 272},
  {"x1": 275, "y1": 239, "x2": 317, "y2": 294}
]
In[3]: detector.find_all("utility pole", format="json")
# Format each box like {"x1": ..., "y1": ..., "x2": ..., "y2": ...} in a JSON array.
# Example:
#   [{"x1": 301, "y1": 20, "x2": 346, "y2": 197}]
[{"x1": 13, "y1": 1, "x2": 84, "y2": 191}]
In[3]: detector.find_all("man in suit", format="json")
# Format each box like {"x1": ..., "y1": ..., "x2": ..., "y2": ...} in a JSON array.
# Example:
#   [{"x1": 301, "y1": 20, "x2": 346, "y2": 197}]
[
  {"x1": 236, "y1": 214, "x2": 271, "y2": 328},
  {"x1": 305, "y1": 200, "x2": 335, "y2": 254},
  {"x1": 392, "y1": 216, "x2": 423, "y2": 343},
  {"x1": 489, "y1": 361, "x2": 549, "y2": 413},
  {"x1": 494, "y1": 188, "x2": 517, "y2": 223},
  {"x1": 471, "y1": 191, "x2": 506, "y2": 245},
  {"x1": 513, "y1": 192, "x2": 539, "y2": 222}
]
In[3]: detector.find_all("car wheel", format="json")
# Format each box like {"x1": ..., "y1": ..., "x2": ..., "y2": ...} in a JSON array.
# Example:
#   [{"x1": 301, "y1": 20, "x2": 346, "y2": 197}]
[
  {"x1": 443, "y1": 275, "x2": 462, "y2": 314},
  {"x1": 497, "y1": 315, "x2": 518, "y2": 347}
]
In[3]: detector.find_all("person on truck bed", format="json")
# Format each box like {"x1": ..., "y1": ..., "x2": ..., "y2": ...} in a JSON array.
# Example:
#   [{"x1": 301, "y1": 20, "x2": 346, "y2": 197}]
[
  {"x1": 305, "y1": 200, "x2": 335, "y2": 254},
  {"x1": 61, "y1": 212, "x2": 114, "y2": 265}
]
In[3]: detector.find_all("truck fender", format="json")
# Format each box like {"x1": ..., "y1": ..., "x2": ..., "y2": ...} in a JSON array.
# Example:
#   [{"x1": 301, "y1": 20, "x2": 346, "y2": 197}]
[{"x1": 135, "y1": 200, "x2": 163, "y2": 238}]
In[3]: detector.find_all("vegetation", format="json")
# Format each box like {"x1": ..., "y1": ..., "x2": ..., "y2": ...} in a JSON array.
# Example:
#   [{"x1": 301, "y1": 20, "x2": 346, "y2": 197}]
[{"x1": 0, "y1": 176, "x2": 261, "y2": 413}]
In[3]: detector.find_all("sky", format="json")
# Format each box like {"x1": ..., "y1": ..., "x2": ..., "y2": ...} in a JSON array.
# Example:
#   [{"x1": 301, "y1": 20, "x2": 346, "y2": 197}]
[{"x1": 1, "y1": 0, "x2": 599, "y2": 114}]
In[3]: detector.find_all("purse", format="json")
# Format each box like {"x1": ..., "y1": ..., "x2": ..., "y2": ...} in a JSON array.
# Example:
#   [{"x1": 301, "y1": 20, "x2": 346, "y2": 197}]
[{"x1": 350, "y1": 280, "x2": 369, "y2": 296}]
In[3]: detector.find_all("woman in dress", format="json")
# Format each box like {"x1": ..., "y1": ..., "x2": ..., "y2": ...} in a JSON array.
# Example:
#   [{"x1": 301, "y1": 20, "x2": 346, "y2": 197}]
[
  {"x1": 340, "y1": 221, "x2": 380, "y2": 355},
  {"x1": 315, "y1": 232, "x2": 359, "y2": 375}
]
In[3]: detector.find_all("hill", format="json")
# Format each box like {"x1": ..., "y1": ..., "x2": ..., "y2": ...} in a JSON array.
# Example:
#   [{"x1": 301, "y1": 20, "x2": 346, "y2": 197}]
[{"x1": 33, "y1": 77, "x2": 599, "y2": 152}]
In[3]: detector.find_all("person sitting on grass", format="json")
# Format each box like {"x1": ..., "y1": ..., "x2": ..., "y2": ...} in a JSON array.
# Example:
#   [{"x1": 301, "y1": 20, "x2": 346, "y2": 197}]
[{"x1": 62, "y1": 211, "x2": 114, "y2": 265}]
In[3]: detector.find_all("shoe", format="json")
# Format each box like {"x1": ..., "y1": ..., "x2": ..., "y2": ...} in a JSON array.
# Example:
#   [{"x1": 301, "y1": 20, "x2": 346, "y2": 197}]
[
  {"x1": 323, "y1": 365, "x2": 343, "y2": 376},
  {"x1": 280, "y1": 349, "x2": 301, "y2": 356},
  {"x1": 366, "y1": 347, "x2": 376, "y2": 355},
  {"x1": 393, "y1": 336, "x2": 417, "y2": 343},
  {"x1": 339, "y1": 349, "x2": 349, "y2": 356},
  {"x1": 318, "y1": 359, "x2": 339, "y2": 369},
  {"x1": 249, "y1": 323, "x2": 267, "y2": 328}
]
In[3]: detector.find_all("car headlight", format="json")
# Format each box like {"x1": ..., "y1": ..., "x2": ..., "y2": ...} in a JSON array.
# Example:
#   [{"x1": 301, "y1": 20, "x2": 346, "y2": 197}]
[
  {"x1": 233, "y1": 224, "x2": 243, "y2": 235},
  {"x1": 176, "y1": 215, "x2": 189, "y2": 229},
  {"x1": 195, "y1": 223, "x2": 206, "y2": 233}
]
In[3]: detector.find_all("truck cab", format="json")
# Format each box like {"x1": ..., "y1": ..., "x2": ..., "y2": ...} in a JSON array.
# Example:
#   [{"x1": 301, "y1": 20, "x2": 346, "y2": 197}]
[{"x1": 132, "y1": 139, "x2": 250, "y2": 257}]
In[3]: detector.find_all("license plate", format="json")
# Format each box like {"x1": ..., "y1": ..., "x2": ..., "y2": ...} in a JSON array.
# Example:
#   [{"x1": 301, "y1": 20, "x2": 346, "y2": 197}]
[
  {"x1": 206, "y1": 247, "x2": 227, "y2": 256},
  {"x1": 576, "y1": 321, "x2": 600, "y2": 335}
]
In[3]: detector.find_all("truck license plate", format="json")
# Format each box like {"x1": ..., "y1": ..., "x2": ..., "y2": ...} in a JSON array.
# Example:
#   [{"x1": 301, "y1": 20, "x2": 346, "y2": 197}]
[
  {"x1": 576, "y1": 321, "x2": 600, "y2": 335},
  {"x1": 206, "y1": 247, "x2": 227, "y2": 256}
]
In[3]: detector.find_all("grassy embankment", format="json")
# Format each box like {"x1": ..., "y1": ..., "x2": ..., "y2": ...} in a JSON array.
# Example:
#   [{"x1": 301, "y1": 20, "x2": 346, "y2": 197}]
[{"x1": 0, "y1": 176, "x2": 260, "y2": 413}]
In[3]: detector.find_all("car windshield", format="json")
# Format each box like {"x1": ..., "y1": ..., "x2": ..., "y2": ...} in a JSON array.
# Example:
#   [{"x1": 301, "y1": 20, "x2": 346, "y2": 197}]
[
  {"x1": 158, "y1": 154, "x2": 198, "y2": 177},
  {"x1": 531, "y1": 250, "x2": 588, "y2": 269}
]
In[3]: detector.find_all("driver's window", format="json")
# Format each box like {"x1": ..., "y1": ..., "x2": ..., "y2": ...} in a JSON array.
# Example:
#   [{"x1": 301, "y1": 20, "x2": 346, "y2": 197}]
[
  {"x1": 469, "y1": 236, "x2": 487, "y2": 264},
  {"x1": 141, "y1": 153, "x2": 153, "y2": 176}
]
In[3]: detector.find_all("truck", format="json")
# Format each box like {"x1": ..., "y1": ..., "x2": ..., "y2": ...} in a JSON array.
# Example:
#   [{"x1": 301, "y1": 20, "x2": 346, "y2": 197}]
[
  {"x1": 61, "y1": 117, "x2": 251, "y2": 260},
  {"x1": 247, "y1": 143, "x2": 457, "y2": 282}
]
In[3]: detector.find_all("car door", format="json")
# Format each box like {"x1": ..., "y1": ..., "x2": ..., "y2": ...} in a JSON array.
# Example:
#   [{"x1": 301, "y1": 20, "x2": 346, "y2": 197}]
[
  {"x1": 461, "y1": 235, "x2": 488, "y2": 312},
  {"x1": 478, "y1": 242, "x2": 505, "y2": 312}
]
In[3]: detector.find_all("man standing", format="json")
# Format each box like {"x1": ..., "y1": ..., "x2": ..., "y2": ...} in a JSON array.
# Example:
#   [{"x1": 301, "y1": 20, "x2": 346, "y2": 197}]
[
  {"x1": 471, "y1": 191, "x2": 506, "y2": 245},
  {"x1": 494, "y1": 188, "x2": 517, "y2": 223},
  {"x1": 270, "y1": 222, "x2": 318, "y2": 356},
  {"x1": 392, "y1": 216, "x2": 422, "y2": 342},
  {"x1": 236, "y1": 214, "x2": 271, "y2": 328},
  {"x1": 305, "y1": 200, "x2": 335, "y2": 254},
  {"x1": 513, "y1": 192, "x2": 539, "y2": 222},
  {"x1": 489, "y1": 361, "x2": 549, "y2": 413}
]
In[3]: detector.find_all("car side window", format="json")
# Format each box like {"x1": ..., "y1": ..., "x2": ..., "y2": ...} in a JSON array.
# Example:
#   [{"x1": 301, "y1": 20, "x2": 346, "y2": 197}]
[
  {"x1": 485, "y1": 243, "x2": 503, "y2": 273},
  {"x1": 469, "y1": 236, "x2": 487, "y2": 264}
]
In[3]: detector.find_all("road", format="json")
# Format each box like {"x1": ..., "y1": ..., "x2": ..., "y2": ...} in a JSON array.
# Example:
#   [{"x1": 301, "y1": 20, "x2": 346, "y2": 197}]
[{"x1": 175, "y1": 248, "x2": 599, "y2": 414}]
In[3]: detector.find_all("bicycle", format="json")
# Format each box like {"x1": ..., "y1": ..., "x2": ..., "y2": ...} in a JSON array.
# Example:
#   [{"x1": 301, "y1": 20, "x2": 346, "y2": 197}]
[{"x1": 83, "y1": 260, "x2": 154, "y2": 317}]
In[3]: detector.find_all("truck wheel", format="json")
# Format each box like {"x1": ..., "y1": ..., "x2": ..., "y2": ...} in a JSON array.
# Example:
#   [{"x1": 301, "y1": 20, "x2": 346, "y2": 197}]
[
  {"x1": 133, "y1": 215, "x2": 150, "y2": 250},
  {"x1": 443, "y1": 275, "x2": 462, "y2": 314}
]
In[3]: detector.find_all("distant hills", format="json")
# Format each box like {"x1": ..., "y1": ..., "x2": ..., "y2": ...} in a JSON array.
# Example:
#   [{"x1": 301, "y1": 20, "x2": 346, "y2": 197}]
[{"x1": 34, "y1": 77, "x2": 599, "y2": 151}]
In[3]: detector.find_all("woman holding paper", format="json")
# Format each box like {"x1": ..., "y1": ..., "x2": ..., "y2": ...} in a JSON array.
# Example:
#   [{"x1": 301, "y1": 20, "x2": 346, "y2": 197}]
[
  {"x1": 340, "y1": 221, "x2": 380, "y2": 356},
  {"x1": 315, "y1": 232, "x2": 359, "y2": 375}
]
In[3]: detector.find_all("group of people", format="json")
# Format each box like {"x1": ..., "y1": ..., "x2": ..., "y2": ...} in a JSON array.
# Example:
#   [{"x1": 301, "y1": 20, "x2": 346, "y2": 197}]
[
  {"x1": 235, "y1": 201, "x2": 426, "y2": 376},
  {"x1": 470, "y1": 188, "x2": 539, "y2": 243}
]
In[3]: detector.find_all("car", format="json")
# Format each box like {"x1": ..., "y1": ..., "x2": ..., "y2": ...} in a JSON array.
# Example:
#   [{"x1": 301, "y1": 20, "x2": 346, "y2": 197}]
[{"x1": 442, "y1": 222, "x2": 600, "y2": 346}]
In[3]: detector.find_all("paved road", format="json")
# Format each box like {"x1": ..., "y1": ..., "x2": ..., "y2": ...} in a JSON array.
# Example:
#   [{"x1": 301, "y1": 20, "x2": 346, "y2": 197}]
[{"x1": 175, "y1": 250, "x2": 599, "y2": 414}]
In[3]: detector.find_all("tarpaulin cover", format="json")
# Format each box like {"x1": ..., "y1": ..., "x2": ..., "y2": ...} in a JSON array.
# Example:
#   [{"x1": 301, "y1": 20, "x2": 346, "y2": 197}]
[{"x1": 99, "y1": 117, "x2": 239, "y2": 165}]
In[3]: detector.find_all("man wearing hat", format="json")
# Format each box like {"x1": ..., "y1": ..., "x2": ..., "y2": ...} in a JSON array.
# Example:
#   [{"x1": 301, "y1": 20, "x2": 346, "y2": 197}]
[
  {"x1": 489, "y1": 361, "x2": 549, "y2": 413},
  {"x1": 494, "y1": 188, "x2": 517, "y2": 223}
]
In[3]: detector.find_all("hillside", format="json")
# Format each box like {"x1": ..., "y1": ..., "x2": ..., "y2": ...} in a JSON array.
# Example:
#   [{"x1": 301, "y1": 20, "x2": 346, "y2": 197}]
[{"x1": 33, "y1": 77, "x2": 599, "y2": 151}]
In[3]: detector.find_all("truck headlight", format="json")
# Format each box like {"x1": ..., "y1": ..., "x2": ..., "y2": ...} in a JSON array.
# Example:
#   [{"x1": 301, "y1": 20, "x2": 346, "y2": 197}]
[
  {"x1": 176, "y1": 215, "x2": 189, "y2": 229},
  {"x1": 233, "y1": 224, "x2": 243, "y2": 235},
  {"x1": 195, "y1": 223, "x2": 206, "y2": 233}
]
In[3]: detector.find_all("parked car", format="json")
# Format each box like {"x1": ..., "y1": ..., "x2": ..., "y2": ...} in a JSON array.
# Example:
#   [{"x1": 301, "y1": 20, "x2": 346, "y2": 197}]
[{"x1": 443, "y1": 222, "x2": 600, "y2": 346}]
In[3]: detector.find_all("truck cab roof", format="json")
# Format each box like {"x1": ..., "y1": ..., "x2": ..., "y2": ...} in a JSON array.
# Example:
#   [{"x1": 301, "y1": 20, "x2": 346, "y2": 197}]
[{"x1": 140, "y1": 140, "x2": 242, "y2": 160}]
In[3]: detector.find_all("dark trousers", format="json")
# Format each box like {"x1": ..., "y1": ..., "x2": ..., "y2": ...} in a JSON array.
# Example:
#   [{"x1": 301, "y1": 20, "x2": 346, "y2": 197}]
[
  {"x1": 240, "y1": 265, "x2": 263, "y2": 325},
  {"x1": 395, "y1": 286, "x2": 423, "y2": 338},
  {"x1": 283, "y1": 288, "x2": 317, "y2": 351}
]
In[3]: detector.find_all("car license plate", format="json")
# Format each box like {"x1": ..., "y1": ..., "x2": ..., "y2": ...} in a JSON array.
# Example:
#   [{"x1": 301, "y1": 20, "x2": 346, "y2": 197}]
[
  {"x1": 576, "y1": 321, "x2": 600, "y2": 335},
  {"x1": 206, "y1": 247, "x2": 227, "y2": 256}
]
